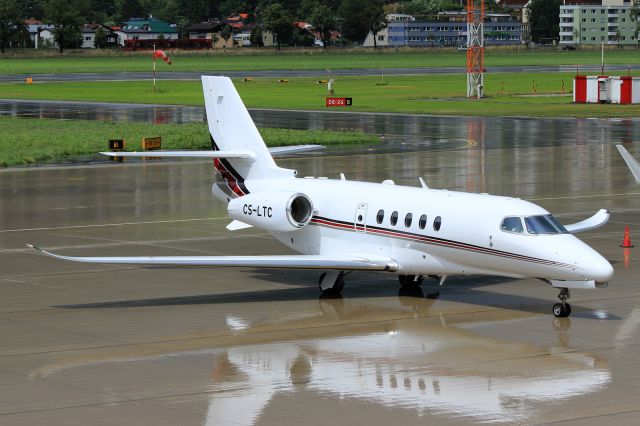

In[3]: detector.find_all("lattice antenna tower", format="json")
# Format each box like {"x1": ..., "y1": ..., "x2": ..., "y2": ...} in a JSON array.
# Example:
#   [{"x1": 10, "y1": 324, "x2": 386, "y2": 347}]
[{"x1": 466, "y1": 0, "x2": 485, "y2": 98}]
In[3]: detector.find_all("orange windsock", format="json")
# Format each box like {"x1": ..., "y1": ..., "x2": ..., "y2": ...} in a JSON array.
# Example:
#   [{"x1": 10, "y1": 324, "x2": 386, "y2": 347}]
[
  {"x1": 621, "y1": 225, "x2": 634, "y2": 248},
  {"x1": 152, "y1": 50, "x2": 172, "y2": 65}
]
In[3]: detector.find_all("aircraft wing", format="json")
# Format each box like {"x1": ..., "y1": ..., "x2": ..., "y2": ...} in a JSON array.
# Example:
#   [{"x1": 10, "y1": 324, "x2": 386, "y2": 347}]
[
  {"x1": 99, "y1": 145, "x2": 323, "y2": 160},
  {"x1": 268, "y1": 145, "x2": 324, "y2": 155},
  {"x1": 564, "y1": 209, "x2": 609, "y2": 233},
  {"x1": 616, "y1": 144, "x2": 640, "y2": 183},
  {"x1": 27, "y1": 245, "x2": 398, "y2": 272}
]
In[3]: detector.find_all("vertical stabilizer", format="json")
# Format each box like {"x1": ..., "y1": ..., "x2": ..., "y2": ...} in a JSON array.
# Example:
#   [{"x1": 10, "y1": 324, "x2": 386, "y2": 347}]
[{"x1": 202, "y1": 76, "x2": 293, "y2": 190}]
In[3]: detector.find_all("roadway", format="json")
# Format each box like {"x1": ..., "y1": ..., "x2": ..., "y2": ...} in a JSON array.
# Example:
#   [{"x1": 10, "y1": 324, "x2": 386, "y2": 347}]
[
  {"x1": 1, "y1": 137, "x2": 640, "y2": 424},
  {"x1": 1, "y1": 64, "x2": 637, "y2": 82}
]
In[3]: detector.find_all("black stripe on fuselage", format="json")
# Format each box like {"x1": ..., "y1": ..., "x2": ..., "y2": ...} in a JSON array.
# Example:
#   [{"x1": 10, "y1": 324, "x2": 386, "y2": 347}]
[{"x1": 310, "y1": 215, "x2": 572, "y2": 269}]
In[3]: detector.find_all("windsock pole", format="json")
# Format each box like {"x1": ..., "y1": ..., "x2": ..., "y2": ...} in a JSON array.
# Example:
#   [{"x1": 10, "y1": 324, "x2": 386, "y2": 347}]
[{"x1": 153, "y1": 44, "x2": 157, "y2": 93}]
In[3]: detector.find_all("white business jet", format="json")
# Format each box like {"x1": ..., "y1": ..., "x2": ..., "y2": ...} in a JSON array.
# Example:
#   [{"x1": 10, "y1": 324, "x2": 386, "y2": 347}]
[{"x1": 29, "y1": 76, "x2": 613, "y2": 317}]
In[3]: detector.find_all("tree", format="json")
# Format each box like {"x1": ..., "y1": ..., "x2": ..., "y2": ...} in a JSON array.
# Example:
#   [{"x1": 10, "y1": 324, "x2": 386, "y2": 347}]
[
  {"x1": 174, "y1": 0, "x2": 209, "y2": 25},
  {"x1": 249, "y1": 25, "x2": 263, "y2": 46},
  {"x1": 367, "y1": 0, "x2": 388, "y2": 49},
  {"x1": 338, "y1": 0, "x2": 369, "y2": 43},
  {"x1": 309, "y1": 4, "x2": 335, "y2": 49},
  {"x1": 94, "y1": 25, "x2": 107, "y2": 48},
  {"x1": 120, "y1": 0, "x2": 145, "y2": 20},
  {"x1": 632, "y1": 1, "x2": 640, "y2": 38},
  {"x1": 402, "y1": 0, "x2": 446, "y2": 17},
  {"x1": 18, "y1": 0, "x2": 46, "y2": 20},
  {"x1": 261, "y1": 3, "x2": 292, "y2": 50},
  {"x1": 44, "y1": 0, "x2": 83, "y2": 53},
  {"x1": 0, "y1": 0, "x2": 22, "y2": 53},
  {"x1": 526, "y1": 0, "x2": 561, "y2": 44},
  {"x1": 220, "y1": 23, "x2": 232, "y2": 47}
]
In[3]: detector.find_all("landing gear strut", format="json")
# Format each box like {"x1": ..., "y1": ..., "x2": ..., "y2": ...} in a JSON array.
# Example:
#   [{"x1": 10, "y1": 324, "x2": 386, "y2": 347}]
[
  {"x1": 319, "y1": 271, "x2": 345, "y2": 298},
  {"x1": 553, "y1": 288, "x2": 571, "y2": 318}
]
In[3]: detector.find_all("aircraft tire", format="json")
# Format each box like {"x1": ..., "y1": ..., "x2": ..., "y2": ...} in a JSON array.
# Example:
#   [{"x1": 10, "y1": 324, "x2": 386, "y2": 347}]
[
  {"x1": 398, "y1": 274, "x2": 424, "y2": 288},
  {"x1": 552, "y1": 303, "x2": 571, "y2": 318}
]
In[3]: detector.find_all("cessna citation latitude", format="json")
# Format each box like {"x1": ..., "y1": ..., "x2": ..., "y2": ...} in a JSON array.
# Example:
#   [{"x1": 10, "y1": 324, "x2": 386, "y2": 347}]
[{"x1": 29, "y1": 76, "x2": 613, "y2": 318}]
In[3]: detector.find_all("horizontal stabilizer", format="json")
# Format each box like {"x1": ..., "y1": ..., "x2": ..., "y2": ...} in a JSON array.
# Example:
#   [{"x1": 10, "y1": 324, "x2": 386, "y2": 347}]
[
  {"x1": 100, "y1": 150, "x2": 257, "y2": 160},
  {"x1": 564, "y1": 209, "x2": 609, "y2": 234},
  {"x1": 268, "y1": 145, "x2": 324, "y2": 155},
  {"x1": 616, "y1": 144, "x2": 640, "y2": 183},
  {"x1": 27, "y1": 245, "x2": 399, "y2": 272}
]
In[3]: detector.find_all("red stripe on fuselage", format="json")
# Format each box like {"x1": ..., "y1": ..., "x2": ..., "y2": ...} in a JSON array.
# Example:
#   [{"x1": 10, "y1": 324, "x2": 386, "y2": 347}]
[{"x1": 310, "y1": 216, "x2": 572, "y2": 269}]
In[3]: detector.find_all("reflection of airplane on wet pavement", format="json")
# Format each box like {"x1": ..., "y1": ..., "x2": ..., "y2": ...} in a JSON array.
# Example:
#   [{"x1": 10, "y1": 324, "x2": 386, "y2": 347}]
[
  {"x1": 29, "y1": 297, "x2": 611, "y2": 425},
  {"x1": 208, "y1": 300, "x2": 610, "y2": 425},
  {"x1": 29, "y1": 77, "x2": 613, "y2": 317}
]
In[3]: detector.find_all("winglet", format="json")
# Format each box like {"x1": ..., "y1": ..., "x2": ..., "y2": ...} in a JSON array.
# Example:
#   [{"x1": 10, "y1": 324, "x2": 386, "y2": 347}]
[
  {"x1": 616, "y1": 144, "x2": 640, "y2": 183},
  {"x1": 26, "y1": 244, "x2": 42, "y2": 252},
  {"x1": 564, "y1": 209, "x2": 610, "y2": 234}
]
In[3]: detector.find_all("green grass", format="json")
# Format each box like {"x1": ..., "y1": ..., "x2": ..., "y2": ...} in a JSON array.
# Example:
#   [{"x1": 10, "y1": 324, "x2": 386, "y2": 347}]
[
  {"x1": 3, "y1": 73, "x2": 640, "y2": 117},
  {"x1": 0, "y1": 117, "x2": 379, "y2": 167},
  {"x1": 1, "y1": 47, "x2": 639, "y2": 75}
]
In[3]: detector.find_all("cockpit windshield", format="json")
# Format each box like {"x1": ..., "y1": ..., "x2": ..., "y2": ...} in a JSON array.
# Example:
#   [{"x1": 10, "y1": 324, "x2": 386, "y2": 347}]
[{"x1": 524, "y1": 215, "x2": 569, "y2": 235}]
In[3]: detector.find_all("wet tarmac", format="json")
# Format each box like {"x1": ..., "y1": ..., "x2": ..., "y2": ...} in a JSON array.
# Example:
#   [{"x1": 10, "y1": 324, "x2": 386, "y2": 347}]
[
  {"x1": 0, "y1": 64, "x2": 635, "y2": 83},
  {"x1": 2, "y1": 135, "x2": 640, "y2": 424}
]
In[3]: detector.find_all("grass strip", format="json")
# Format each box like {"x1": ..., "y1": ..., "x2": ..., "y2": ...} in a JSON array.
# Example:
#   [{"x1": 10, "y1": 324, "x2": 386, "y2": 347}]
[
  {"x1": 1, "y1": 48, "x2": 639, "y2": 75},
  {"x1": 2, "y1": 73, "x2": 640, "y2": 117},
  {"x1": 0, "y1": 117, "x2": 379, "y2": 167}
]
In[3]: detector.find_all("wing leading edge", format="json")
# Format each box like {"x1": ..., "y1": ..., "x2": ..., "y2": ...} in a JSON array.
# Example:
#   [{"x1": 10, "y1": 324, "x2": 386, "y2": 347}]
[
  {"x1": 99, "y1": 145, "x2": 323, "y2": 160},
  {"x1": 617, "y1": 144, "x2": 640, "y2": 183},
  {"x1": 27, "y1": 245, "x2": 398, "y2": 272}
]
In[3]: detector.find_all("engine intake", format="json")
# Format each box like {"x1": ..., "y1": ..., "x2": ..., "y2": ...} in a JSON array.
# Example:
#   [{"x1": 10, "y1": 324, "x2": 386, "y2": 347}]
[{"x1": 227, "y1": 191, "x2": 314, "y2": 232}]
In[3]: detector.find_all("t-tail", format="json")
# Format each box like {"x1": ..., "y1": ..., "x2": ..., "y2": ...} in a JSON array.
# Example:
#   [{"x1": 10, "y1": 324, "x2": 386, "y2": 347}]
[
  {"x1": 99, "y1": 76, "x2": 298, "y2": 201},
  {"x1": 202, "y1": 76, "x2": 294, "y2": 199}
]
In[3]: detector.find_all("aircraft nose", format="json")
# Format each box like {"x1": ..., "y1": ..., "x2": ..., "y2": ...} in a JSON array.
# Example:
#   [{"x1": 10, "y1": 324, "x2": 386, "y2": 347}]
[{"x1": 583, "y1": 251, "x2": 614, "y2": 284}]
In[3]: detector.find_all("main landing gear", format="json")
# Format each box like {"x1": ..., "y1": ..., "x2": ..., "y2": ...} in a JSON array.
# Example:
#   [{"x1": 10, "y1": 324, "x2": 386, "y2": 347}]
[
  {"x1": 553, "y1": 288, "x2": 572, "y2": 318},
  {"x1": 319, "y1": 271, "x2": 345, "y2": 298},
  {"x1": 398, "y1": 274, "x2": 424, "y2": 288}
]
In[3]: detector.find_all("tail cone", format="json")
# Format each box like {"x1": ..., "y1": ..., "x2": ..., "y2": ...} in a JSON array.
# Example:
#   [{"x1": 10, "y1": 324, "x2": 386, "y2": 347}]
[{"x1": 621, "y1": 225, "x2": 634, "y2": 248}]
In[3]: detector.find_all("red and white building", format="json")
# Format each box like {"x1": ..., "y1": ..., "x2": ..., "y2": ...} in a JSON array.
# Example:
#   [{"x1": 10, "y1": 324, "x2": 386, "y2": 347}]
[{"x1": 574, "y1": 75, "x2": 640, "y2": 104}]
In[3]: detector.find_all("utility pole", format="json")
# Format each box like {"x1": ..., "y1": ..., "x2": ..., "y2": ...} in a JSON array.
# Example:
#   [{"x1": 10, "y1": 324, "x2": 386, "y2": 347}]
[{"x1": 466, "y1": 0, "x2": 485, "y2": 98}]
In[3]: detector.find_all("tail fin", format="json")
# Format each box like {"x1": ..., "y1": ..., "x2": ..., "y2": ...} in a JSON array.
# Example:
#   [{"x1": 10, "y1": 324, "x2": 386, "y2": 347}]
[{"x1": 202, "y1": 76, "x2": 293, "y2": 191}]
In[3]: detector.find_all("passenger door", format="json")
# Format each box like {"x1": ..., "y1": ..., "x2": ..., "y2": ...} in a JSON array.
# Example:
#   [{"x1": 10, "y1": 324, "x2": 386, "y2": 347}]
[{"x1": 354, "y1": 203, "x2": 368, "y2": 233}]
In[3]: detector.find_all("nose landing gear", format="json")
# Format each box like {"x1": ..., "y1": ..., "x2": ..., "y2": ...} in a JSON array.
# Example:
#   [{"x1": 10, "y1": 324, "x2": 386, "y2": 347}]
[{"x1": 553, "y1": 288, "x2": 571, "y2": 318}]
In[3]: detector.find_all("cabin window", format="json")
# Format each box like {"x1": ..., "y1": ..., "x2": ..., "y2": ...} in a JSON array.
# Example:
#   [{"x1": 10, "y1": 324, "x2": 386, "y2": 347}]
[
  {"x1": 404, "y1": 213, "x2": 412, "y2": 227},
  {"x1": 419, "y1": 214, "x2": 427, "y2": 229},
  {"x1": 390, "y1": 211, "x2": 398, "y2": 226},
  {"x1": 524, "y1": 215, "x2": 569, "y2": 235},
  {"x1": 433, "y1": 216, "x2": 442, "y2": 231},
  {"x1": 376, "y1": 209, "x2": 384, "y2": 224},
  {"x1": 501, "y1": 216, "x2": 524, "y2": 233}
]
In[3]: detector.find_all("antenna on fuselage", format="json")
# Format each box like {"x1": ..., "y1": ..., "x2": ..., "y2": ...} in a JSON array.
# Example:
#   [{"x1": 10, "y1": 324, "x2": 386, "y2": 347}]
[
  {"x1": 340, "y1": 173, "x2": 346, "y2": 180},
  {"x1": 418, "y1": 177, "x2": 429, "y2": 189}
]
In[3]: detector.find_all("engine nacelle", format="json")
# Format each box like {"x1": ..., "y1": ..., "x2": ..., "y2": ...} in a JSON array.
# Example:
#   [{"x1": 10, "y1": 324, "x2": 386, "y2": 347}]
[{"x1": 227, "y1": 191, "x2": 314, "y2": 232}]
